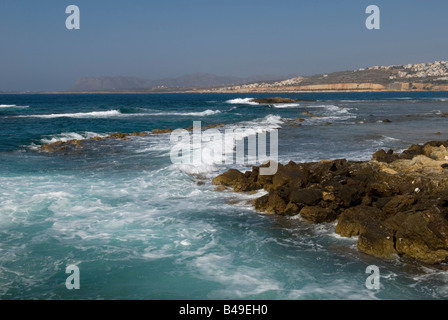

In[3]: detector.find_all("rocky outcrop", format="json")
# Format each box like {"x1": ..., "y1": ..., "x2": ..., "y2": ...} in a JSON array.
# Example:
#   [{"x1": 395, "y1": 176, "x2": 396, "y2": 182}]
[
  {"x1": 40, "y1": 124, "x2": 227, "y2": 154},
  {"x1": 212, "y1": 141, "x2": 448, "y2": 264},
  {"x1": 251, "y1": 98, "x2": 296, "y2": 104},
  {"x1": 40, "y1": 131, "x2": 149, "y2": 153},
  {"x1": 151, "y1": 128, "x2": 173, "y2": 134}
]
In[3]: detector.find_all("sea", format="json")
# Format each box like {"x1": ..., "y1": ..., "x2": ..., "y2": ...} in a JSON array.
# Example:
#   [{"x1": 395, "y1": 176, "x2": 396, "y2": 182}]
[{"x1": 0, "y1": 91, "x2": 448, "y2": 300}]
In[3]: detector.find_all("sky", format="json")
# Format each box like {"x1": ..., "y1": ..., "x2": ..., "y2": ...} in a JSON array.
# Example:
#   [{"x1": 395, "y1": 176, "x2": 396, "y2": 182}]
[{"x1": 0, "y1": 0, "x2": 447, "y2": 91}]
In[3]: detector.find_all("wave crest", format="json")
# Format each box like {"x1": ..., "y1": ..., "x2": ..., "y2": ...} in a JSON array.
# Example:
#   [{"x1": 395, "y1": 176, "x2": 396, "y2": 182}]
[
  {"x1": 225, "y1": 98, "x2": 259, "y2": 105},
  {"x1": 17, "y1": 110, "x2": 122, "y2": 119},
  {"x1": 150, "y1": 109, "x2": 221, "y2": 117}
]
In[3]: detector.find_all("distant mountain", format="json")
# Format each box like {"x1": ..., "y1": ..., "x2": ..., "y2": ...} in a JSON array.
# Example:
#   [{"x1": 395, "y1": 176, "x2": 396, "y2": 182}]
[{"x1": 71, "y1": 73, "x2": 298, "y2": 91}]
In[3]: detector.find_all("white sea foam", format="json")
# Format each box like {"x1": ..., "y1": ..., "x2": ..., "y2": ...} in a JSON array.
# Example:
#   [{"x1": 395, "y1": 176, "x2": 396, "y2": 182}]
[
  {"x1": 18, "y1": 110, "x2": 124, "y2": 119},
  {"x1": 150, "y1": 109, "x2": 221, "y2": 117},
  {"x1": 272, "y1": 103, "x2": 300, "y2": 108},
  {"x1": 40, "y1": 131, "x2": 108, "y2": 144},
  {"x1": 225, "y1": 98, "x2": 259, "y2": 105},
  {"x1": 308, "y1": 104, "x2": 353, "y2": 114},
  {"x1": 172, "y1": 114, "x2": 282, "y2": 175},
  {"x1": 304, "y1": 115, "x2": 356, "y2": 124},
  {"x1": 189, "y1": 253, "x2": 282, "y2": 298}
]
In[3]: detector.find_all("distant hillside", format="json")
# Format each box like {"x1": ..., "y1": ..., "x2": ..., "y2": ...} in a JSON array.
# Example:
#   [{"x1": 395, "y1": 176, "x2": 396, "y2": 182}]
[
  {"x1": 71, "y1": 73, "x2": 297, "y2": 91},
  {"x1": 68, "y1": 61, "x2": 448, "y2": 93},
  {"x1": 204, "y1": 61, "x2": 448, "y2": 93}
]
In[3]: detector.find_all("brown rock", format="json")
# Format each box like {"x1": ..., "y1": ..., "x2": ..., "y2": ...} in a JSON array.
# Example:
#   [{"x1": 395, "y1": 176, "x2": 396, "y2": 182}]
[
  {"x1": 212, "y1": 139, "x2": 448, "y2": 264},
  {"x1": 152, "y1": 128, "x2": 173, "y2": 134},
  {"x1": 337, "y1": 184, "x2": 363, "y2": 207},
  {"x1": 395, "y1": 209, "x2": 448, "y2": 264},
  {"x1": 335, "y1": 206, "x2": 385, "y2": 237},
  {"x1": 107, "y1": 132, "x2": 130, "y2": 140},
  {"x1": 381, "y1": 195, "x2": 416, "y2": 216},
  {"x1": 251, "y1": 97, "x2": 295, "y2": 104},
  {"x1": 204, "y1": 123, "x2": 226, "y2": 129},
  {"x1": 253, "y1": 194, "x2": 269, "y2": 212},
  {"x1": 289, "y1": 188, "x2": 323, "y2": 206},
  {"x1": 41, "y1": 141, "x2": 65, "y2": 153},
  {"x1": 131, "y1": 132, "x2": 149, "y2": 136},
  {"x1": 265, "y1": 191, "x2": 287, "y2": 214},
  {"x1": 41, "y1": 140, "x2": 82, "y2": 153},
  {"x1": 212, "y1": 169, "x2": 252, "y2": 192},
  {"x1": 357, "y1": 221, "x2": 397, "y2": 259},
  {"x1": 299, "y1": 206, "x2": 338, "y2": 223},
  {"x1": 400, "y1": 144, "x2": 424, "y2": 160},
  {"x1": 372, "y1": 149, "x2": 399, "y2": 163},
  {"x1": 284, "y1": 202, "x2": 300, "y2": 216}
]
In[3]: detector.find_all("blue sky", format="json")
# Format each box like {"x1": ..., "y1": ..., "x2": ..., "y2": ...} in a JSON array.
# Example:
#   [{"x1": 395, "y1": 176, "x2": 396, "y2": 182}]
[{"x1": 1, "y1": 0, "x2": 447, "y2": 91}]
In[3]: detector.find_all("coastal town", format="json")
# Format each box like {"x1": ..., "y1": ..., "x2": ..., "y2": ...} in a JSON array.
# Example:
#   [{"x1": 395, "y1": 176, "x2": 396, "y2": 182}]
[{"x1": 202, "y1": 61, "x2": 448, "y2": 93}]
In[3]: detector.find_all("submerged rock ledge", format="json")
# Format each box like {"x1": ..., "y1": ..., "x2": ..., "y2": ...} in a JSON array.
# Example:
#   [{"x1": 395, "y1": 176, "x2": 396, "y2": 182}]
[
  {"x1": 40, "y1": 123, "x2": 226, "y2": 153},
  {"x1": 212, "y1": 141, "x2": 448, "y2": 264}
]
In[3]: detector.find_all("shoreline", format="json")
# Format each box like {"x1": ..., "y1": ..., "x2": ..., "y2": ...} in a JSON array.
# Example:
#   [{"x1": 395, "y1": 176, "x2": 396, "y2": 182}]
[
  {"x1": 212, "y1": 140, "x2": 448, "y2": 265},
  {"x1": 2, "y1": 89, "x2": 448, "y2": 95}
]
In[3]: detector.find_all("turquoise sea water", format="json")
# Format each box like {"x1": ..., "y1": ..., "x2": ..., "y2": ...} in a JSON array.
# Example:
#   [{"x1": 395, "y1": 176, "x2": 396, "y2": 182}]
[{"x1": 1, "y1": 92, "x2": 448, "y2": 300}]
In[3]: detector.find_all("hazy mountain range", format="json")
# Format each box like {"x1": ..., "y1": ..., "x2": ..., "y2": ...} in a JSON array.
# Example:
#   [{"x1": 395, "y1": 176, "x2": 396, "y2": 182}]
[{"x1": 71, "y1": 73, "x2": 298, "y2": 91}]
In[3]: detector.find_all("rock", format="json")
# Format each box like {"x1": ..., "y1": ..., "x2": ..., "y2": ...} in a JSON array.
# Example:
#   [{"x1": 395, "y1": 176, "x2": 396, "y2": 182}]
[
  {"x1": 294, "y1": 99, "x2": 316, "y2": 102},
  {"x1": 107, "y1": 132, "x2": 130, "y2": 139},
  {"x1": 289, "y1": 188, "x2": 323, "y2": 206},
  {"x1": 424, "y1": 140, "x2": 448, "y2": 148},
  {"x1": 423, "y1": 145, "x2": 448, "y2": 161},
  {"x1": 41, "y1": 141, "x2": 66, "y2": 153},
  {"x1": 251, "y1": 97, "x2": 295, "y2": 104},
  {"x1": 335, "y1": 206, "x2": 385, "y2": 237},
  {"x1": 337, "y1": 183, "x2": 363, "y2": 207},
  {"x1": 381, "y1": 195, "x2": 416, "y2": 216},
  {"x1": 212, "y1": 140, "x2": 448, "y2": 264},
  {"x1": 395, "y1": 209, "x2": 448, "y2": 264},
  {"x1": 382, "y1": 211, "x2": 410, "y2": 232},
  {"x1": 152, "y1": 128, "x2": 173, "y2": 134},
  {"x1": 372, "y1": 149, "x2": 399, "y2": 163},
  {"x1": 265, "y1": 191, "x2": 287, "y2": 214},
  {"x1": 283, "y1": 202, "x2": 300, "y2": 216},
  {"x1": 357, "y1": 221, "x2": 397, "y2": 259},
  {"x1": 299, "y1": 206, "x2": 338, "y2": 223},
  {"x1": 203, "y1": 123, "x2": 226, "y2": 129},
  {"x1": 131, "y1": 132, "x2": 149, "y2": 136},
  {"x1": 322, "y1": 191, "x2": 336, "y2": 201},
  {"x1": 253, "y1": 194, "x2": 269, "y2": 212},
  {"x1": 212, "y1": 169, "x2": 253, "y2": 192},
  {"x1": 41, "y1": 139, "x2": 83, "y2": 153},
  {"x1": 400, "y1": 144, "x2": 424, "y2": 160},
  {"x1": 382, "y1": 119, "x2": 392, "y2": 123}
]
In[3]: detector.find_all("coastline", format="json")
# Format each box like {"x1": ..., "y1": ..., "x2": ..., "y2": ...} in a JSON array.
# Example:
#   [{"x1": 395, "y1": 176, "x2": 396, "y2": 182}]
[
  {"x1": 212, "y1": 141, "x2": 448, "y2": 265},
  {"x1": 13, "y1": 88, "x2": 448, "y2": 95}
]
